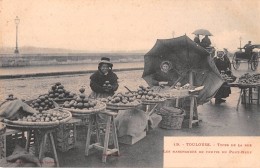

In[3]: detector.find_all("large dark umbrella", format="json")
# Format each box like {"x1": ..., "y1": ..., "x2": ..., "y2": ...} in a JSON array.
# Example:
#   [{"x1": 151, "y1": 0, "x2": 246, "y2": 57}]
[{"x1": 142, "y1": 35, "x2": 223, "y2": 104}]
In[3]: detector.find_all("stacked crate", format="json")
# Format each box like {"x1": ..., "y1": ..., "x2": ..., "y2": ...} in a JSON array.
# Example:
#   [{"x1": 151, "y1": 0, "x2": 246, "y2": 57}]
[{"x1": 55, "y1": 123, "x2": 76, "y2": 152}]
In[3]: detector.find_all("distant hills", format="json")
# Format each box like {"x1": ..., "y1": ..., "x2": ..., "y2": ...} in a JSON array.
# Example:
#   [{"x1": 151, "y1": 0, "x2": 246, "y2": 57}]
[{"x1": 0, "y1": 46, "x2": 147, "y2": 54}]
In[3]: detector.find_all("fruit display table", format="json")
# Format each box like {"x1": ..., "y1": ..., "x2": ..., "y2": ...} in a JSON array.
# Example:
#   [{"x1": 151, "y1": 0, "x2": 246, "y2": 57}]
[
  {"x1": 229, "y1": 73, "x2": 260, "y2": 110},
  {"x1": 228, "y1": 83, "x2": 260, "y2": 110},
  {"x1": 2, "y1": 108, "x2": 72, "y2": 167},
  {"x1": 84, "y1": 110, "x2": 119, "y2": 163},
  {"x1": 2, "y1": 124, "x2": 60, "y2": 167}
]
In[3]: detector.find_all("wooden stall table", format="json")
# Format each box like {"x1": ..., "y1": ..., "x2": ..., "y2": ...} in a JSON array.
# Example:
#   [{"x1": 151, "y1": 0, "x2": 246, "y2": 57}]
[
  {"x1": 106, "y1": 103, "x2": 145, "y2": 146},
  {"x1": 2, "y1": 109, "x2": 72, "y2": 167},
  {"x1": 63, "y1": 101, "x2": 119, "y2": 163},
  {"x1": 228, "y1": 83, "x2": 260, "y2": 111},
  {"x1": 2, "y1": 123, "x2": 60, "y2": 167}
]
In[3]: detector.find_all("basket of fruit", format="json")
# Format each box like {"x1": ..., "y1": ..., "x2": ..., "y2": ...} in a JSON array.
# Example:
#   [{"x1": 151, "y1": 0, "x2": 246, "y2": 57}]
[
  {"x1": 161, "y1": 83, "x2": 190, "y2": 99},
  {"x1": 3, "y1": 108, "x2": 72, "y2": 129},
  {"x1": 47, "y1": 82, "x2": 77, "y2": 104},
  {"x1": 238, "y1": 73, "x2": 260, "y2": 85},
  {"x1": 26, "y1": 95, "x2": 59, "y2": 112},
  {"x1": 62, "y1": 88, "x2": 106, "y2": 116},
  {"x1": 133, "y1": 86, "x2": 166, "y2": 104},
  {"x1": 100, "y1": 92, "x2": 141, "y2": 110},
  {"x1": 220, "y1": 72, "x2": 237, "y2": 83}
]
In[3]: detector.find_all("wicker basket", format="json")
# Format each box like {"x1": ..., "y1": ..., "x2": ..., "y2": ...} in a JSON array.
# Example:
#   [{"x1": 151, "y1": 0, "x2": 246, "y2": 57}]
[{"x1": 158, "y1": 107, "x2": 185, "y2": 130}]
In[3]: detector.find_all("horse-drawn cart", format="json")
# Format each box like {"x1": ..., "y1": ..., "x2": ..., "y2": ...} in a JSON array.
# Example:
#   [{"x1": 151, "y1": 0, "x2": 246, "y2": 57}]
[{"x1": 232, "y1": 45, "x2": 260, "y2": 71}]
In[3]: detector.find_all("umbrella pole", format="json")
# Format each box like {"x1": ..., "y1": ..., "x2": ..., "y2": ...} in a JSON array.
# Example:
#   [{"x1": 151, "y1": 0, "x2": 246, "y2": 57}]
[{"x1": 189, "y1": 70, "x2": 194, "y2": 87}]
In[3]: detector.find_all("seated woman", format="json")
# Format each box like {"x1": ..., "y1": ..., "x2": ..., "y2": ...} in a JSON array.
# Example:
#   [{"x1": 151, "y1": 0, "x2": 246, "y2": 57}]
[
  {"x1": 213, "y1": 51, "x2": 231, "y2": 104},
  {"x1": 89, "y1": 57, "x2": 119, "y2": 99},
  {"x1": 151, "y1": 61, "x2": 179, "y2": 92},
  {"x1": 150, "y1": 61, "x2": 180, "y2": 110}
]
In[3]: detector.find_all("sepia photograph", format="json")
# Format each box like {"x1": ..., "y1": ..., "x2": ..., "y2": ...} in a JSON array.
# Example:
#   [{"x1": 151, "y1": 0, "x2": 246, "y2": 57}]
[{"x1": 0, "y1": 0, "x2": 260, "y2": 167}]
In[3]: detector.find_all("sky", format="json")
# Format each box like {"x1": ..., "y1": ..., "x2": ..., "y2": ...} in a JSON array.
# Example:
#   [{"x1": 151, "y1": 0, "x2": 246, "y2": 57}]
[{"x1": 1, "y1": 0, "x2": 260, "y2": 52}]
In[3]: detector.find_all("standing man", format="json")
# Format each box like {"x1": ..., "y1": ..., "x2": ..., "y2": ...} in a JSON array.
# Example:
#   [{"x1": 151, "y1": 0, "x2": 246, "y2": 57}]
[
  {"x1": 243, "y1": 41, "x2": 253, "y2": 59},
  {"x1": 201, "y1": 35, "x2": 211, "y2": 48},
  {"x1": 194, "y1": 34, "x2": 200, "y2": 46}
]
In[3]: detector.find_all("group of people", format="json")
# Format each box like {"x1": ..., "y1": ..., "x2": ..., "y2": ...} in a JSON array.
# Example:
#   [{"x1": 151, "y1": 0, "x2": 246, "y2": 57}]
[
  {"x1": 88, "y1": 38, "x2": 256, "y2": 105},
  {"x1": 194, "y1": 34, "x2": 212, "y2": 48},
  {"x1": 90, "y1": 55, "x2": 231, "y2": 105}
]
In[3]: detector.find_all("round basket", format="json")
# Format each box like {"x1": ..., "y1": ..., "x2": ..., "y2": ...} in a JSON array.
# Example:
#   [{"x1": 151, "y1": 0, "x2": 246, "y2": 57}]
[
  {"x1": 157, "y1": 107, "x2": 185, "y2": 130},
  {"x1": 3, "y1": 108, "x2": 72, "y2": 129},
  {"x1": 3, "y1": 119, "x2": 59, "y2": 129},
  {"x1": 52, "y1": 108, "x2": 72, "y2": 124},
  {"x1": 63, "y1": 101, "x2": 106, "y2": 116},
  {"x1": 141, "y1": 98, "x2": 166, "y2": 105},
  {"x1": 106, "y1": 101, "x2": 141, "y2": 110}
]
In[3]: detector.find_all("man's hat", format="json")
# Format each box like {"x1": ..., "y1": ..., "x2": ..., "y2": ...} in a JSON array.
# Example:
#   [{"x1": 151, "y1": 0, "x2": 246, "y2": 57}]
[{"x1": 98, "y1": 57, "x2": 113, "y2": 67}]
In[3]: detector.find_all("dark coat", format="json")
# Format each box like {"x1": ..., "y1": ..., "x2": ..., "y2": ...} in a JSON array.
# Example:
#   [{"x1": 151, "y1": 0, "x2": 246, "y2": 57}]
[
  {"x1": 214, "y1": 56, "x2": 231, "y2": 73},
  {"x1": 151, "y1": 70, "x2": 179, "y2": 86},
  {"x1": 243, "y1": 43, "x2": 253, "y2": 57},
  {"x1": 90, "y1": 70, "x2": 119, "y2": 94},
  {"x1": 213, "y1": 56, "x2": 231, "y2": 99},
  {"x1": 194, "y1": 36, "x2": 200, "y2": 45},
  {"x1": 201, "y1": 36, "x2": 211, "y2": 48}
]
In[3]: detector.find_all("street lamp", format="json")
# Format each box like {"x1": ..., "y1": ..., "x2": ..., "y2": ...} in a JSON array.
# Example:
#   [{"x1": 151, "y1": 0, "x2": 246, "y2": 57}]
[
  {"x1": 239, "y1": 36, "x2": 242, "y2": 51},
  {"x1": 14, "y1": 16, "x2": 20, "y2": 54}
]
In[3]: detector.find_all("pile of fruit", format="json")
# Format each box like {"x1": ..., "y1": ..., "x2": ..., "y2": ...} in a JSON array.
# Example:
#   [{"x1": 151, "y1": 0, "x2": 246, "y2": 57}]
[
  {"x1": 174, "y1": 83, "x2": 190, "y2": 90},
  {"x1": 133, "y1": 86, "x2": 165, "y2": 102},
  {"x1": 4, "y1": 109, "x2": 72, "y2": 126},
  {"x1": 160, "y1": 83, "x2": 190, "y2": 98},
  {"x1": 62, "y1": 88, "x2": 105, "y2": 111},
  {"x1": 238, "y1": 73, "x2": 260, "y2": 84},
  {"x1": 221, "y1": 74, "x2": 235, "y2": 82},
  {"x1": 100, "y1": 92, "x2": 140, "y2": 106},
  {"x1": 48, "y1": 82, "x2": 76, "y2": 100},
  {"x1": 17, "y1": 110, "x2": 70, "y2": 123},
  {"x1": 29, "y1": 95, "x2": 56, "y2": 112}
]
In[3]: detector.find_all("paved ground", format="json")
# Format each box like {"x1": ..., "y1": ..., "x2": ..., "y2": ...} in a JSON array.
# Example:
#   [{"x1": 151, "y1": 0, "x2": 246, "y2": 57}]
[{"x1": 1, "y1": 62, "x2": 260, "y2": 167}]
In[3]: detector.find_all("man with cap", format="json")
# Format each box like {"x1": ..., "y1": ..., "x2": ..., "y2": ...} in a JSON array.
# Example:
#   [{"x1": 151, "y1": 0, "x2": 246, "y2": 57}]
[
  {"x1": 89, "y1": 57, "x2": 119, "y2": 98},
  {"x1": 243, "y1": 41, "x2": 253, "y2": 59}
]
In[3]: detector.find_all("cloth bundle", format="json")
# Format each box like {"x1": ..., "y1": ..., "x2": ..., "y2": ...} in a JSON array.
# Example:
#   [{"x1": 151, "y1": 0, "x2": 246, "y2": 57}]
[
  {"x1": 0, "y1": 145, "x2": 41, "y2": 167},
  {"x1": 115, "y1": 108, "x2": 162, "y2": 138},
  {"x1": 0, "y1": 99, "x2": 38, "y2": 121}
]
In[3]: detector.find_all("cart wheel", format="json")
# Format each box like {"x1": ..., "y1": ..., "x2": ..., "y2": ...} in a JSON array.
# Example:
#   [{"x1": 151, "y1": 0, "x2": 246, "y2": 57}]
[
  {"x1": 232, "y1": 54, "x2": 240, "y2": 70},
  {"x1": 250, "y1": 53, "x2": 259, "y2": 71}
]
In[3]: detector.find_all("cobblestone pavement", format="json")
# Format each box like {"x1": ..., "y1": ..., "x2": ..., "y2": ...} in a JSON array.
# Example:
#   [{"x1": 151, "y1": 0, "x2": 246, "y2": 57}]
[{"x1": 0, "y1": 70, "x2": 147, "y2": 101}]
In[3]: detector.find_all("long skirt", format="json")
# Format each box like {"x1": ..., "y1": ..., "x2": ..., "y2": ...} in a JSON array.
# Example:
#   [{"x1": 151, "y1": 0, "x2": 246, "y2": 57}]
[{"x1": 214, "y1": 83, "x2": 231, "y2": 99}]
